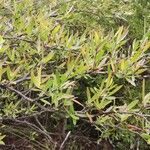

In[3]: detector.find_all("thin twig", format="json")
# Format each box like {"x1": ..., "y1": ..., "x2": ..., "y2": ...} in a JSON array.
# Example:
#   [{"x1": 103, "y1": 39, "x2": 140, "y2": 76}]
[
  {"x1": 14, "y1": 74, "x2": 48, "y2": 84},
  {"x1": 0, "y1": 84, "x2": 57, "y2": 112},
  {"x1": 1, "y1": 118, "x2": 56, "y2": 145},
  {"x1": 34, "y1": 116, "x2": 47, "y2": 132},
  {"x1": 0, "y1": 84, "x2": 34, "y2": 102},
  {"x1": 15, "y1": 111, "x2": 46, "y2": 119},
  {"x1": 3, "y1": 36, "x2": 35, "y2": 44},
  {"x1": 59, "y1": 131, "x2": 71, "y2": 150}
]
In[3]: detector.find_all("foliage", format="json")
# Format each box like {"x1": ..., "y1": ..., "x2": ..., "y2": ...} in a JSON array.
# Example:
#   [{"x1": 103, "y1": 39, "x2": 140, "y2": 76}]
[{"x1": 0, "y1": 0, "x2": 150, "y2": 149}]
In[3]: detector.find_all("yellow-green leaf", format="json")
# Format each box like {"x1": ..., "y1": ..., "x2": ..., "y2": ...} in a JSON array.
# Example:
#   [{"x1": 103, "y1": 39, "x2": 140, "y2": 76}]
[
  {"x1": 127, "y1": 100, "x2": 138, "y2": 110},
  {"x1": 41, "y1": 52, "x2": 54, "y2": 63}
]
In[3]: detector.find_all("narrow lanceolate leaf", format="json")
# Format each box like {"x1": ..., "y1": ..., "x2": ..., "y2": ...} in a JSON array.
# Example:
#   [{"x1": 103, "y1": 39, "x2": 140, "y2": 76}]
[
  {"x1": 41, "y1": 99, "x2": 51, "y2": 106},
  {"x1": 87, "y1": 87, "x2": 92, "y2": 104},
  {"x1": 94, "y1": 31, "x2": 100, "y2": 44},
  {"x1": 130, "y1": 50, "x2": 142, "y2": 63},
  {"x1": 126, "y1": 76, "x2": 136, "y2": 86},
  {"x1": 6, "y1": 66, "x2": 20, "y2": 81},
  {"x1": 0, "y1": 66, "x2": 6, "y2": 81},
  {"x1": 41, "y1": 52, "x2": 54, "y2": 63},
  {"x1": 37, "y1": 66, "x2": 42, "y2": 85},
  {"x1": 143, "y1": 41, "x2": 150, "y2": 52},
  {"x1": 0, "y1": 140, "x2": 5, "y2": 145},
  {"x1": 135, "y1": 68, "x2": 147, "y2": 75},
  {"x1": 120, "y1": 59, "x2": 128, "y2": 72},
  {"x1": 143, "y1": 92, "x2": 150, "y2": 107},
  {"x1": 109, "y1": 85, "x2": 122, "y2": 95},
  {"x1": 95, "y1": 99, "x2": 112, "y2": 110},
  {"x1": 141, "y1": 133, "x2": 150, "y2": 144},
  {"x1": 115, "y1": 26, "x2": 128, "y2": 44},
  {"x1": 31, "y1": 66, "x2": 42, "y2": 88},
  {"x1": 36, "y1": 37, "x2": 41, "y2": 54},
  {"x1": 52, "y1": 25, "x2": 61, "y2": 35},
  {"x1": 0, "y1": 134, "x2": 6, "y2": 145},
  {"x1": 120, "y1": 114, "x2": 131, "y2": 122},
  {"x1": 0, "y1": 35, "x2": 5, "y2": 50},
  {"x1": 127, "y1": 100, "x2": 138, "y2": 110}
]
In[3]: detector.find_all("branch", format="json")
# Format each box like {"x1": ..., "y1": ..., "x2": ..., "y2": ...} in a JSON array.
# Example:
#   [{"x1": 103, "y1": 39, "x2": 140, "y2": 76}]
[
  {"x1": 14, "y1": 74, "x2": 48, "y2": 84},
  {"x1": 0, "y1": 84, "x2": 57, "y2": 112},
  {"x1": 3, "y1": 36, "x2": 35, "y2": 44},
  {"x1": 0, "y1": 84, "x2": 34, "y2": 102},
  {"x1": 76, "y1": 110, "x2": 150, "y2": 122},
  {"x1": 59, "y1": 131, "x2": 71, "y2": 150},
  {"x1": 1, "y1": 118, "x2": 56, "y2": 145}
]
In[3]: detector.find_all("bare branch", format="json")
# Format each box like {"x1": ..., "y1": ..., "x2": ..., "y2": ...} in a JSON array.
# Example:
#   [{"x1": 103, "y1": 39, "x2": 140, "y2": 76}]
[
  {"x1": 1, "y1": 118, "x2": 56, "y2": 145},
  {"x1": 59, "y1": 131, "x2": 71, "y2": 150}
]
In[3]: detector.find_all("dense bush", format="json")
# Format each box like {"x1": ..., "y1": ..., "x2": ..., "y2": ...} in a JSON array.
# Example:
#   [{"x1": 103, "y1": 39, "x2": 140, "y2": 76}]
[{"x1": 0, "y1": 0, "x2": 150, "y2": 149}]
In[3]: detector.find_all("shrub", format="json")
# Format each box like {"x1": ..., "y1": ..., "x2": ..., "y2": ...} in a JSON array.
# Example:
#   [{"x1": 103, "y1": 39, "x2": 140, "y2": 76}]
[{"x1": 0, "y1": 0, "x2": 150, "y2": 149}]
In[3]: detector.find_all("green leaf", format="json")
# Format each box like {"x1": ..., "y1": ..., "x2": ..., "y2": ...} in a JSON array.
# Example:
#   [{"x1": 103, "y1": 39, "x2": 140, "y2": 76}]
[
  {"x1": 6, "y1": 49, "x2": 15, "y2": 62},
  {"x1": 6, "y1": 66, "x2": 13, "y2": 80},
  {"x1": 87, "y1": 87, "x2": 92, "y2": 104},
  {"x1": 115, "y1": 27, "x2": 128, "y2": 44},
  {"x1": 52, "y1": 25, "x2": 61, "y2": 35},
  {"x1": 141, "y1": 133, "x2": 150, "y2": 144},
  {"x1": 109, "y1": 85, "x2": 122, "y2": 95},
  {"x1": 67, "y1": 105, "x2": 79, "y2": 125},
  {"x1": 96, "y1": 116, "x2": 110, "y2": 124},
  {"x1": 0, "y1": 35, "x2": 5, "y2": 44},
  {"x1": 120, "y1": 59, "x2": 128, "y2": 72},
  {"x1": 31, "y1": 66, "x2": 42, "y2": 88},
  {"x1": 143, "y1": 92, "x2": 150, "y2": 107},
  {"x1": 143, "y1": 41, "x2": 150, "y2": 52},
  {"x1": 126, "y1": 76, "x2": 136, "y2": 86},
  {"x1": 0, "y1": 35, "x2": 5, "y2": 50},
  {"x1": 120, "y1": 114, "x2": 131, "y2": 122},
  {"x1": 36, "y1": 37, "x2": 41, "y2": 54},
  {"x1": 95, "y1": 99, "x2": 112, "y2": 110},
  {"x1": 141, "y1": 133, "x2": 150, "y2": 139},
  {"x1": 41, "y1": 52, "x2": 54, "y2": 63},
  {"x1": 135, "y1": 68, "x2": 147, "y2": 75},
  {"x1": 0, "y1": 141, "x2": 5, "y2": 145},
  {"x1": 0, "y1": 133, "x2": 5, "y2": 145},
  {"x1": 131, "y1": 50, "x2": 142, "y2": 63},
  {"x1": 94, "y1": 31, "x2": 100, "y2": 44},
  {"x1": 41, "y1": 99, "x2": 51, "y2": 106},
  {"x1": 0, "y1": 66, "x2": 6, "y2": 81},
  {"x1": 106, "y1": 73, "x2": 113, "y2": 88},
  {"x1": 127, "y1": 100, "x2": 138, "y2": 110}
]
